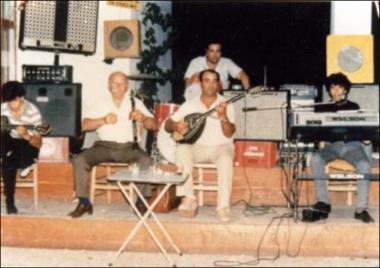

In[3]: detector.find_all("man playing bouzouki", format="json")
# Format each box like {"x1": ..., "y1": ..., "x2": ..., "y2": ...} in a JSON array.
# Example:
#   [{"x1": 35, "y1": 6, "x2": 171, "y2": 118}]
[
  {"x1": 165, "y1": 69, "x2": 236, "y2": 222},
  {"x1": 1, "y1": 81, "x2": 43, "y2": 214}
]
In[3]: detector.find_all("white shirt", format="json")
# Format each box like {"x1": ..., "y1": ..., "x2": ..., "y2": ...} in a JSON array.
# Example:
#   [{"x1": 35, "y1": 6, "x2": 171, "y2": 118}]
[
  {"x1": 1, "y1": 100, "x2": 42, "y2": 138},
  {"x1": 87, "y1": 93, "x2": 153, "y2": 143},
  {"x1": 170, "y1": 94, "x2": 235, "y2": 146},
  {"x1": 184, "y1": 56, "x2": 242, "y2": 101}
]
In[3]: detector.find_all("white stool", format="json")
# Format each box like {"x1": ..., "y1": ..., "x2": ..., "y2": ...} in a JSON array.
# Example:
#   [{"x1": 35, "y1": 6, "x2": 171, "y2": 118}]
[
  {"x1": 89, "y1": 162, "x2": 134, "y2": 204},
  {"x1": 193, "y1": 163, "x2": 218, "y2": 206}
]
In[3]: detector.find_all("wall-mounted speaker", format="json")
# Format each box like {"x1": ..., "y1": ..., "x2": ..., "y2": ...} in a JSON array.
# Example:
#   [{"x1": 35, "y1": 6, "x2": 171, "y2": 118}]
[
  {"x1": 224, "y1": 90, "x2": 289, "y2": 141},
  {"x1": 24, "y1": 83, "x2": 82, "y2": 137},
  {"x1": 327, "y1": 35, "x2": 374, "y2": 83},
  {"x1": 19, "y1": 1, "x2": 99, "y2": 55},
  {"x1": 104, "y1": 20, "x2": 141, "y2": 59}
]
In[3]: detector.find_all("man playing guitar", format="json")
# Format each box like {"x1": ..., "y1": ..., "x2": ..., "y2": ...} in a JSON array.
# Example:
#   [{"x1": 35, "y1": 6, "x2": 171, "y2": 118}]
[
  {"x1": 1, "y1": 81, "x2": 43, "y2": 214},
  {"x1": 165, "y1": 69, "x2": 236, "y2": 222}
]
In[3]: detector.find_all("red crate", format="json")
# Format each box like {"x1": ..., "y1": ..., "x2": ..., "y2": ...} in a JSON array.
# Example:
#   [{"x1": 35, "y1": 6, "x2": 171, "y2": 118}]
[{"x1": 234, "y1": 141, "x2": 278, "y2": 168}]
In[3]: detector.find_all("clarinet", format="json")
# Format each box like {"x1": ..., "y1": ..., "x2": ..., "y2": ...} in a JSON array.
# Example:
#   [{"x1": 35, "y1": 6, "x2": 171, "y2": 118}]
[{"x1": 130, "y1": 92, "x2": 139, "y2": 150}]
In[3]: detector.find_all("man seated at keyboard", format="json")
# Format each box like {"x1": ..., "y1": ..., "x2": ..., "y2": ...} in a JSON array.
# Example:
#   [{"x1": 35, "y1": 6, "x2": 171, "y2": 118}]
[{"x1": 305, "y1": 72, "x2": 374, "y2": 223}]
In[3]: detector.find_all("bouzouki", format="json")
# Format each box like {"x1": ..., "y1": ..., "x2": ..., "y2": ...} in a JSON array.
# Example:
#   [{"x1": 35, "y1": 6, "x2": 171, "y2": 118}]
[
  {"x1": 1, "y1": 115, "x2": 52, "y2": 136},
  {"x1": 172, "y1": 87, "x2": 265, "y2": 144}
]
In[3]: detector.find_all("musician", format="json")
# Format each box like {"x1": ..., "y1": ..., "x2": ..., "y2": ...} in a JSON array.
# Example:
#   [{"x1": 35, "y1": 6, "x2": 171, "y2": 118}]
[
  {"x1": 68, "y1": 71, "x2": 158, "y2": 218},
  {"x1": 1, "y1": 81, "x2": 42, "y2": 214},
  {"x1": 184, "y1": 41, "x2": 250, "y2": 101},
  {"x1": 166, "y1": 69, "x2": 235, "y2": 222},
  {"x1": 308, "y1": 72, "x2": 374, "y2": 223}
]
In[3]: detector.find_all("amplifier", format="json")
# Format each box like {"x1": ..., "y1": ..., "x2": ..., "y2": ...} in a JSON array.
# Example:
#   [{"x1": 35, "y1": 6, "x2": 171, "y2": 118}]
[{"x1": 22, "y1": 65, "x2": 73, "y2": 84}]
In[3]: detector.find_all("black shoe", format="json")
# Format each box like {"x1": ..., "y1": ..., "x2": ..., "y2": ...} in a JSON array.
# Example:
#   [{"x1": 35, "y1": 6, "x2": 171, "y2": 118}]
[
  {"x1": 312, "y1": 201, "x2": 331, "y2": 214},
  {"x1": 354, "y1": 210, "x2": 374, "y2": 223},
  {"x1": 6, "y1": 204, "x2": 18, "y2": 215},
  {"x1": 68, "y1": 202, "x2": 93, "y2": 218},
  {"x1": 302, "y1": 202, "x2": 331, "y2": 222},
  {"x1": 135, "y1": 198, "x2": 148, "y2": 216}
]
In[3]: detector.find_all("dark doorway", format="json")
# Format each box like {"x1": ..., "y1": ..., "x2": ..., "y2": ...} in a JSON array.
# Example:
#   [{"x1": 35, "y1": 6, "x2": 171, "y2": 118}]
[{"x1": 171, "y1": 2, "x2": 331, "y2": 103}]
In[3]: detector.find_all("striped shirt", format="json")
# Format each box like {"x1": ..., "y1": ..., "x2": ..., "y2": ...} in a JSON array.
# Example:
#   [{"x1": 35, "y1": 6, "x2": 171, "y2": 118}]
[{"x1": 1, "y1": 99, "x2": 42, "y2": 138}]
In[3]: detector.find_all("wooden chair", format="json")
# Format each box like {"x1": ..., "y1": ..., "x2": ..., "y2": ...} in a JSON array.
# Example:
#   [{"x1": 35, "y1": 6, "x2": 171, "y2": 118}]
[
  {"x1": 1, "y1": 164, "x2": 39, "y2": 209},
  {"x1": 89, "y1": 162, "x2": 134, "y2": 205},
  {"x1": 193, "y1": 163, "x2": 218, "y2": 206},
  {"x1": 325, "y1": 159, "x2": 357, "y2": 206}
]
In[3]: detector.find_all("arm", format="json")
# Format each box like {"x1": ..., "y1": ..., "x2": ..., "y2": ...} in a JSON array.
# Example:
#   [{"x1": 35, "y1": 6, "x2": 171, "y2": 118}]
[
  {"x1": 16, "y1": 126, "x2": 42, "y2": 149},
  {"x1": 216, "y1": 102, "x2": 236, "y2": 138},
  {"x1": 236, "y1": 70, "x2": 251, "y2": 90},
  {"x1": 82, "y1": 113, "x2": 117, "y2": 132},
  {"x1": 130, "y1": 110, "x2": 158, "y2": 131}
]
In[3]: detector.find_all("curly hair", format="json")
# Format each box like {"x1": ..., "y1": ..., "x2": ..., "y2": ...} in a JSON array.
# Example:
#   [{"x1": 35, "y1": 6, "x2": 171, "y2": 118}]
[
  {"x1": 325, "y1": 73, "x2": 352, "y2": 93},
  {"x1": 1, "y1": 81, "x2": 26, "y2": 102}
]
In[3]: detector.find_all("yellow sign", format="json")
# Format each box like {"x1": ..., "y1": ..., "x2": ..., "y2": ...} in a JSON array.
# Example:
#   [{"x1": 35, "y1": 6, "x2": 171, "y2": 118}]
[{"x1": 107, "y1": 1, "x2": 141, "y2": 11}]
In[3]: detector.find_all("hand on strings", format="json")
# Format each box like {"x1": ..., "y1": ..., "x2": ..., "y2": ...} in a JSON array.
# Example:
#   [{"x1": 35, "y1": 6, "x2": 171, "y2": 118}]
[{"x1": 174, "y1": 120, "x2": 189, "y2": 135}]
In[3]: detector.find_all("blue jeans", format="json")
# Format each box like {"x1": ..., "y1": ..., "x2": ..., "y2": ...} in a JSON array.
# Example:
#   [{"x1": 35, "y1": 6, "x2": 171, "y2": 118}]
[{"x1": 310, "y1": 141, "x2": 372, "y2": 210}]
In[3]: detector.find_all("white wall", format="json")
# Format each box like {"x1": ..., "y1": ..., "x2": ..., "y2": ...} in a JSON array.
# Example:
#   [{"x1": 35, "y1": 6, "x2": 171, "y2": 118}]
[
  {"x1": 330, "y1": 1, "x2": 372, "y2": 34},
  {"x1": 15, "y1": 1, "x2": 172, "y2": 118}
]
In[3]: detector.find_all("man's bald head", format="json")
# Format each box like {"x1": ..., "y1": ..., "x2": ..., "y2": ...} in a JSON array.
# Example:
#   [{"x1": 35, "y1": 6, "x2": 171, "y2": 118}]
[{"x1": 108, "y1": 71, "x2": 129, "y2": 100}]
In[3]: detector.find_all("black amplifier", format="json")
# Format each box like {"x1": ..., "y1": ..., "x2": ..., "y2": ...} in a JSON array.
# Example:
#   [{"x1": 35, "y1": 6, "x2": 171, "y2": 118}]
[{"x1": 22, "y1": 65, "x2": 73, "y2": 84}]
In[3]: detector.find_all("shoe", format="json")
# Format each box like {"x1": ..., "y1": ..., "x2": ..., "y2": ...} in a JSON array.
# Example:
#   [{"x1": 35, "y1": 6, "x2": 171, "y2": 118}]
[
  {"x1": 354, "y1": 210, "x2": 374, "y2": 223},
  {"x1": 178, "y1": 196, "x2": 198, "y2": 218},
  {"x1": 19, "y1": 163, "x2": 36, "y2": 178},
  {"x1": 68, "y1": 202, "x2": 93, "y2": 218},
  {"x1": 217, "y1": 208, "x2": 230, "y2": 222},
  {"x1": 135, "y1": 198, "x2": 148, "y2": 216},
  {"x1": 312, "y1": 201, "x2": 331, "y2": 214},
  {"x1": 6, "y1": 204, "x2": 18, "y2": 215},
  {"x1": 302, "y1": 202, "x2": 331, "y2": 222}
]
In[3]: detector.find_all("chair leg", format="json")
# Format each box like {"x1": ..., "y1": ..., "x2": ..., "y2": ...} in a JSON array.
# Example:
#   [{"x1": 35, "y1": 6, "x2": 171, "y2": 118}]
[
  {"x1": 33, "y1": 167, "x2": 38, "y2": 210},
  {"x1": 90, "y1": 166, "x2": 96, "y2": 204},
  {"x1": 198, "y1": 168, "x2": 204, "y2": 206},
  {"x1": 107, "y1": 166, "x2": 112, "y2": 205}
]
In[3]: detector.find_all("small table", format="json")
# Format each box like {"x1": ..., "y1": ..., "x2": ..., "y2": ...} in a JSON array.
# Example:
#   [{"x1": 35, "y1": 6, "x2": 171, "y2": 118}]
[{"x1": 107, "y1": 170, "x2": 187, "y2": 267}]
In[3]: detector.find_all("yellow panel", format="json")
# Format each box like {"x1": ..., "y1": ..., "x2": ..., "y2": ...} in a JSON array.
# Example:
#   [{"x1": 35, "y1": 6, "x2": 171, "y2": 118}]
[{"x1": 327, "y1": 35, "x2": 373, "y2": 83}]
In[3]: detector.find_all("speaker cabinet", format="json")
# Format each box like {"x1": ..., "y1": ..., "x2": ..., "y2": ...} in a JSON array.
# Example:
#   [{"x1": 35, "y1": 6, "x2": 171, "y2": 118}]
[
  {"x1": 327, "y1": 35, "x2": 374, "y2": 83},
  {"x1": 224, "y1": 91, "x2": 289, "y2": 141},
  {"x1": 19, "y1": 1, "x2": 99, "y2": 55},
  {"x1": 24, "y1": 84, "x2": 82, "y2": 137},
  {"x1": 104, "y1": 20, "x2": 141, "y2": 59}
]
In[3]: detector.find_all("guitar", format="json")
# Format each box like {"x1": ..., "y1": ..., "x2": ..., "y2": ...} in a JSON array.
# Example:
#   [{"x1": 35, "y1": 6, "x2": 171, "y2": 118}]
[
  {"x1": 1, "y1": 116, "x2": 52, "y2": 136},
  {"x1": 172, "y1": 87, "x2": 265, "y2": 144}
]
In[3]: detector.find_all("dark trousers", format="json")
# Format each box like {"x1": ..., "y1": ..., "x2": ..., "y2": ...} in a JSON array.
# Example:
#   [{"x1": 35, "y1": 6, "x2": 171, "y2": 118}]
[
  {"x1": 72, "y1": 141, "x2": 153, "y2": 199},
  {"x1": 1, "y1": 133, "x2": 39, "y2": 207}
]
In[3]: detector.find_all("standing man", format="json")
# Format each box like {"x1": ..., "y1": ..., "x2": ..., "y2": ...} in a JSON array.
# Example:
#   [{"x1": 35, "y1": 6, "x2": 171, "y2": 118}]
[
  {"x1": 306, "y1": 73, "x2": 374, "y2": 223},
  {"x1": 184, "y1": 41, "x2": 250, "y2": 101},
  {"x1": 1, "y1": 81, "x2": 43, "y2": 214},
  {"x1": 68, "y1": 71, "x2": 158, "y2": 218},
  {"x1": 166, "y1": 69, "x2": 235, "y2": 222}
]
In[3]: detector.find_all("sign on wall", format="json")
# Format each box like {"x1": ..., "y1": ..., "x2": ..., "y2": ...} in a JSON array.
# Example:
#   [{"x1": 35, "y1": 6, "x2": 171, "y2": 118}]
[{"x1": 107, "y1": 1, "x2": 140, "y2": 11}]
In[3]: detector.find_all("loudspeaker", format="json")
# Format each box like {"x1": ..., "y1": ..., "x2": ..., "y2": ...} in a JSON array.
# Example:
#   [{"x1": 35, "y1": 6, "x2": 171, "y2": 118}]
[
  {"x1": 24, "y1": 84, "x2": 82, "y2": 137},
  {"x1": 322, "y1": 84, "x2": 379, "y2": 111},
  {"x1": 224, "y1": 91, "x2": 289, "y2": 141},
  {"x1": 327, "y1": 35, "x2": 374, "y2": 83},
  {"x1": 104, "y1": 20, "x2": 141, "y2": 59},
  {"x1": 19, "y1": 1, "x2": 99, "y2": 55}
]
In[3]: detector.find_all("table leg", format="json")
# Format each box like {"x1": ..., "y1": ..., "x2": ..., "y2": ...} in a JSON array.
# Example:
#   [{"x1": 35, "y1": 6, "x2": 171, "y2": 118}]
[{"x1": 109, "y1": 182, "x2": 179, "y2": 267}]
